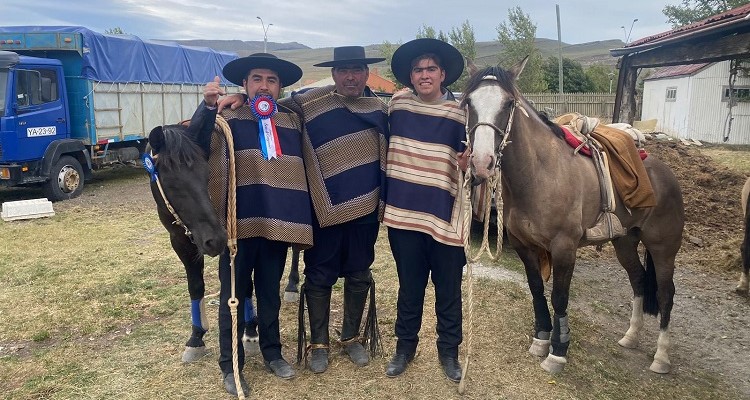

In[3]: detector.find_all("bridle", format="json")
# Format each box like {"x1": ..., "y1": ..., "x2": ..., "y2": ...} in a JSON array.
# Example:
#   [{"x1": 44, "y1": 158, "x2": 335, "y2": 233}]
[
  {"x1": 465, "y1": 75, "x2": 526, "y2": 169},
  {"x1": 142, "y1": 151, "x2": 193, "y2": 241}
]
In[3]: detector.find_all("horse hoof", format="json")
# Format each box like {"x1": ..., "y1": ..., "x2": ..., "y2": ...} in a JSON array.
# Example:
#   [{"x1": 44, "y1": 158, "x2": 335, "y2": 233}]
[
  {"x1": 283, "y1": 291, "x2": 299, "y2": 303},
  {"x1": 618, "y1": 335, "x2": 639, "y2": 349},
  {"x1": 529, "y1": 338, "x2": 551, "y2": 357},
  {"x1": 733, "y1": 285, "x2": 749, "y2": 296},
  {"x1": 182, "y1": 345, "x2": 208, "y2": 362},
  {"x1": 242, "y1": 334, "x2": 260, "y2": 356},
  {"x1": 649, "y1": 359, "x2": 671, "y2": 374},
  {"x1": 540, "y1": 354, "x2": 567, "y2": 374}
]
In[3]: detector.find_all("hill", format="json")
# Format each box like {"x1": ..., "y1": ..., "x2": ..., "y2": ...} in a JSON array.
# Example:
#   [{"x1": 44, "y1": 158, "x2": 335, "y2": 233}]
[{"x1": 171, "y1": 38, "x2": 625, "y2": 88}]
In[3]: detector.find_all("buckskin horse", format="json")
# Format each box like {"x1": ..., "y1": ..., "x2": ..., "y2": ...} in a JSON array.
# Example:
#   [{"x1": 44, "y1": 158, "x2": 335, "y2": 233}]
[
  {"x1": 739, "y1": 177, "x2": 750, "y2": 293},
  {"x1": 461, "y1": 58, "x2": 684, "y2": 374}
]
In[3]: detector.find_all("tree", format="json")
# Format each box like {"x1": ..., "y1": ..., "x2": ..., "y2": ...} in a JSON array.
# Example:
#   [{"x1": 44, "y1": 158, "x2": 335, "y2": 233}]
[
  {"x1": 378, "y1": 40, "x2": 404, "y2": 88},
  {"x1": 448, "y1": 20, "x2": 476, "y2": 91},
  {"x1": 416, "y1": 24, "x2": 448, "y2": 42},
  {"x1": 663, "y1": 0, "x2": 750, "y2": 27},
  {"x1": 104, "y1": 27, "x2": 126, "y2": 35},
  {"x1": 497, "y1": 7, "x2": 546, "y2": 92},
  {"x1": 542, "y1": 57, "x2": 595, "y2": 93},
  {"x1": 585, "y1": 64, "x2": 619, "y2": 93}
]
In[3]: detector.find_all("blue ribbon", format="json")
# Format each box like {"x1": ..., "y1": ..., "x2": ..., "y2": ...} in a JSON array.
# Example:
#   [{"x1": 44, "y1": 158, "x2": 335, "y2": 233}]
[{"x1": 142, "y1": 153, "x2": 158, "y2": 182}]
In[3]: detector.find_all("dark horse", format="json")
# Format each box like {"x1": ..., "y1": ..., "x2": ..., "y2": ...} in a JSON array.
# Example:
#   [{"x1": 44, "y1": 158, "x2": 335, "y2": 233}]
[
  {"x1": 146, "y1": 123, "x2": 227, "y2": 362},
  {"x1": 461, "y1": 59, "x2": 684, "y2": 374},
  {"x1": 146, "y1": 122, "x2": 301, "y2": 362}
]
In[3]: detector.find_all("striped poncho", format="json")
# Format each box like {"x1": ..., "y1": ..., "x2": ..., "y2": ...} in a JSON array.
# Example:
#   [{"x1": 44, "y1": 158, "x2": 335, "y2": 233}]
[
  {"x1": 383, "y1": 91, "x2": 467, "y2": 247},
  {"x1": 207, "y1": 105, "x2": 313, "y2": 248},
  {"x1": 284, "y1": 86, "x2": 389, "y2": 227}
]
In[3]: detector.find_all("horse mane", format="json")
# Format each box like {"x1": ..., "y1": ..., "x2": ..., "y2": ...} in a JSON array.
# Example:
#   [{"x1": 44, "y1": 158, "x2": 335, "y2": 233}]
[
  {"x1": 463, "y1": 65, "x2": 520, "y2": 101},
  {"x1": 156, "y1": 125, "x2": 205, "y2": 170},
  {"x1": 537, "y1": 111, "x2": 565, "y2": 139},
  {"x1": 464, "y1": 65, "x2": 564, "y2": 140}
]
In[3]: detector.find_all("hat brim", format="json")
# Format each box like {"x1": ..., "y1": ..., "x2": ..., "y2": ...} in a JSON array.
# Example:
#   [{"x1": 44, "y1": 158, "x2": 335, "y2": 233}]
[
  {"x1": 222, "y1": 57, "x2": 303, "y2": 87},
  {"x1": 391, "y1": 38, "x2": 464, "y2": 88},
  {"x1": 313, "y1": 57, "x2": 385, "y2": 67}
]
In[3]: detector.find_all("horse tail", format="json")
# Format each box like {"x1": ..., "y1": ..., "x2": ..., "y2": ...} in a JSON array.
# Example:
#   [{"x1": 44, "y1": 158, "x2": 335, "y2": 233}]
[{"x1": 643, "y1": 250, "x2": 659, "y2": 316}]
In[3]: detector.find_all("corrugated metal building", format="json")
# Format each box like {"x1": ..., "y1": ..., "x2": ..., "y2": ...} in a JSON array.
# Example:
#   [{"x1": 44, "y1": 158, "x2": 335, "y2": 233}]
[{"x1": 642, "y1": 61, "x2": 750, "y2": 144}]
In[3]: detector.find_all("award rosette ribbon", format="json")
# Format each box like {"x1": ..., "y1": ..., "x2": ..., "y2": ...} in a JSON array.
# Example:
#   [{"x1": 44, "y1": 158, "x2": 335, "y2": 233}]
[{"x1": 250, "y1": 94, "x2": 282, "y2": 160}]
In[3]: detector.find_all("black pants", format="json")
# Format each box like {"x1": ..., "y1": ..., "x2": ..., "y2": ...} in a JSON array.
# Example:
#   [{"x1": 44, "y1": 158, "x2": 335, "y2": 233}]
[
  {"x1": 388, "y1": 227, "x2": 465, "y2": 358},
  {"x1": 303, "y1": 220, "x2": 379, "y2": 287},
  {"x1": 218, "y1": 237, "x2": 288, "y2": 373}
]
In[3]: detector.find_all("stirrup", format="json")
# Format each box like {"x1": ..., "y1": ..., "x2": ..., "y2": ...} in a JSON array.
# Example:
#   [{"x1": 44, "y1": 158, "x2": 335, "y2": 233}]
[{"x1": 586, "y1": 212, "x2": 626, "y2": 242}]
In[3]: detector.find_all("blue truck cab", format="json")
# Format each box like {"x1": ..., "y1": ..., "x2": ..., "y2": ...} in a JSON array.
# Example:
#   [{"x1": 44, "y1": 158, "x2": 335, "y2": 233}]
[
  {"x1": 0, "y1": 26, "x2": 238, "y2": 201},
  {"x1": 0, "y1": 50, "x2": 92, "y2": 200}
]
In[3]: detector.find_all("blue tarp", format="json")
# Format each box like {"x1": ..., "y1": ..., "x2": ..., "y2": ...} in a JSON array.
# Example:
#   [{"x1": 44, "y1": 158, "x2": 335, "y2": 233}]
[{"x1": 0, "y1": 26, "x2": 238, "y2": 85}]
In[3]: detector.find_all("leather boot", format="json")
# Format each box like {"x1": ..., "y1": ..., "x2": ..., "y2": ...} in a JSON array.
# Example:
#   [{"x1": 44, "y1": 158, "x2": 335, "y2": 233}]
[
  {"x1": 305, "y1": 284, "x2": 331, "y2": 373},
  {"x1": 341, "y1": 271, "x2": 371, "y2": 367}
]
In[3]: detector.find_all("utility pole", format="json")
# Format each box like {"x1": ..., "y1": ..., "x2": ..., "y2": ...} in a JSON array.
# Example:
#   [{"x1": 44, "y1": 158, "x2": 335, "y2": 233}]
[
  {"x1": 256, "y1": 16, "x2": 273, "y2": 53},
  {"x1": 556, "y1": 4, "x2": 563, "y2": 96}
]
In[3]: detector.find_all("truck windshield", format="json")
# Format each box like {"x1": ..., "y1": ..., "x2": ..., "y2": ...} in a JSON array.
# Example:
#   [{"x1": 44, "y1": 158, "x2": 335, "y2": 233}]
[{"x1": 0, "y1": 69, "x2": 7, "y2": 117}]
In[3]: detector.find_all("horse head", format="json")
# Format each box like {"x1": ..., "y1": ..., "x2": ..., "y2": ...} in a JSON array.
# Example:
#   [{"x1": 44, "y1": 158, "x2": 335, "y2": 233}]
[
  {"x1": 461, "y1": 57, "x2": 528, "y2": 183},
  {"x1": 147, "y1": 124, "x2": 227, "y2": 257}
]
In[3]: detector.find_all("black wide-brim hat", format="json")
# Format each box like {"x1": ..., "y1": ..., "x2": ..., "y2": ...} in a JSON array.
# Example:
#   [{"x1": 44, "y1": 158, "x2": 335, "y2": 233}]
[
  {"x1": 313, "y1": 46, "x2": 385, "y2": 67},
  {"x1": 222, "y1": 53, "x2": 303, "y2": 87},
  {"x1": 391, "y1": 38, "x2": 464, "y2": 88}
]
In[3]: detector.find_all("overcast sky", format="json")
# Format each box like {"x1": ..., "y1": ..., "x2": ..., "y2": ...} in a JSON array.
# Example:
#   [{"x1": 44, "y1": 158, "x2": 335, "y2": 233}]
[{"x1": 4, "y1": 0, "x2": 677, "y2": 48}]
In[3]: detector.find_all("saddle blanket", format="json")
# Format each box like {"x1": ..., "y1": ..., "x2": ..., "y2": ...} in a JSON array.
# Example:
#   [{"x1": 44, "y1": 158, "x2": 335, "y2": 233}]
[{"x1": 555, "y1": 113, "x2": 656, "y2": 208}]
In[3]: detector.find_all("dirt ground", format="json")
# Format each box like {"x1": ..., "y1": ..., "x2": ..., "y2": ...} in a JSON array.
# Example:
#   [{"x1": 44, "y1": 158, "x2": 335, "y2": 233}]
[
  {"x1": 572, "y1": 140, "x2": 750, "y2": 396},
  {"x1": 2, "y1": 139, "x2": 749, "y2": 397}
]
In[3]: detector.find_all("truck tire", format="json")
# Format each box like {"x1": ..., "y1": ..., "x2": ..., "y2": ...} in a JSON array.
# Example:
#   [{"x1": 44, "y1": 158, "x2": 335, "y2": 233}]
[{"x1": 45, "y1": 156, "x2": 84, "y2": 201}]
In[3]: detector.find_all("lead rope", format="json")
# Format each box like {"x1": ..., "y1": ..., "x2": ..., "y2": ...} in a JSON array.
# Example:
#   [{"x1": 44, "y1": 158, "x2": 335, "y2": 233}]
[
  {"x1": 214, "y1": 115, "x2": 244, "y2": 400},
  {"x1": 458, "y1": 100, "x2": 517, "y2": 394}
]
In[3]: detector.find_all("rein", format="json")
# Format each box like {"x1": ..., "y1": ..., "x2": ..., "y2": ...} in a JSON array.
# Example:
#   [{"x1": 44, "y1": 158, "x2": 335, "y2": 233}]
[
  {"x1": 214, "y1": 115, "x2": 245, "y2": 400},
  {"x1": 457, "y1": 78, "x2": 526, "y2": 393},
  {"x1": 145, "y1": 152, "x2": 193, "y2": 241}
]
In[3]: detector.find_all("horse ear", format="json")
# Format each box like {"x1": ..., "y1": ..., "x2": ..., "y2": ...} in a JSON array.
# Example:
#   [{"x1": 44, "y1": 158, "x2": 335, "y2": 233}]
[
  {"x1": 149, "y1": 125, "x2": 165, "y2": 154},
  {"x1": 509, "y1": 56, "x2": 530, "y2": 81},
  {"x1": 466, "y1": 57, "x2": 479, "y2": 76}
]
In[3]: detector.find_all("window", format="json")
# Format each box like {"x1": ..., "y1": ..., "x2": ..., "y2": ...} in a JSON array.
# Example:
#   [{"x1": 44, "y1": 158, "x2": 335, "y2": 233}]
[
  {"x1": 665, "y1": 87, "x2": 677, "y2": 102},
  {"x1": 722, "y1": 86, "x2": 750, "y2": 103},
  {"x1": 15, "y1": 68, "x2": 59, "y2": 107}
]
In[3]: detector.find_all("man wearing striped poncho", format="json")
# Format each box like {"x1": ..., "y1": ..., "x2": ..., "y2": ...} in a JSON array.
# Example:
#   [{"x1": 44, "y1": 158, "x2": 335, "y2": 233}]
[{"x1": 383, "y1": 38, "x2": 469, "y2": 383}]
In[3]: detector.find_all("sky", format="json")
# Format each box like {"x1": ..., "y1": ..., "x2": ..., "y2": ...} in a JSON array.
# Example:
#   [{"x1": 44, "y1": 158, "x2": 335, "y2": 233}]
[{"x1": 3, "y1": 0, "x2": 677, "y2": 48}]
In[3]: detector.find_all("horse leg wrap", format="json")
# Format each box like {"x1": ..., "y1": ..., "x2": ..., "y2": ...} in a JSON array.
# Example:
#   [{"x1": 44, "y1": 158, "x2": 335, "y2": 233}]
[
  {"x1": 550, "y1": 315, "x2": 570, "y2": 357},
  {"x1": 190, "y1": 298, "x2": 208, "y2": 332},
  {"x1": 529, "y1": 331, "x2": 551, "y2": 357},
  {"x1": 540, "y1": 353, "x2": 568, "y2": 374},
  {"x1": 649, "y1": 328, "x2": 671, "y2": 374},
  {"x1": 736, "y1": 271, "x2": 749, "y2": 293},
  {"x1": 618, "y1": 296, "x2": 643, "y2": 349}
]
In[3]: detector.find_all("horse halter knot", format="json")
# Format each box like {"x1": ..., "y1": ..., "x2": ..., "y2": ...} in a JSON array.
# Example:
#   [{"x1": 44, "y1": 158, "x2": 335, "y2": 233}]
[{"x1": 145, "y1": 151, "x2": 194, "y2": 242}]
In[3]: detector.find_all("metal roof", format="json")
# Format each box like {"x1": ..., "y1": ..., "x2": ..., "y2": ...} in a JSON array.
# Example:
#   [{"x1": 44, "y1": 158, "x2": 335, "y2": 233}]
[
  {"x1": 610, "y1": 4, "x2": 750, "y2": 57},
  {"x1": 644, "y1": 62, "x2": 711, "y2": 80}
]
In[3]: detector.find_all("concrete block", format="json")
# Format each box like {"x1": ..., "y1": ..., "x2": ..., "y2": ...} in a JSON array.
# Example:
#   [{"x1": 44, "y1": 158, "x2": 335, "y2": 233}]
[{"x1": 1, "y1": 198, "x2": 55, "y2": 221}]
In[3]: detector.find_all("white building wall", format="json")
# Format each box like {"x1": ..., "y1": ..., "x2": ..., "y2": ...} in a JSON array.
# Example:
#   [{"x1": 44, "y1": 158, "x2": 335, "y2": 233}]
[
  {"x1": 643, "y1": 61, "x2": 750, "y2": 144},
  {"x1": 642, "y1": 76, "x2": 690, "y2": 137}
]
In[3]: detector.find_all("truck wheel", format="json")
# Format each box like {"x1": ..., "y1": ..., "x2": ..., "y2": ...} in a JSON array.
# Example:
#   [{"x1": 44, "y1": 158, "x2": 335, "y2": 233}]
[{"x1": 45, "y1": 156, "x2": 84, "y2": 201}]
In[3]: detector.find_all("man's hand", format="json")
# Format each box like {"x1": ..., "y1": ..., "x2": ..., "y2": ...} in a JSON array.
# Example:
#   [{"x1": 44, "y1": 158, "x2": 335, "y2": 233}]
[
  {"x1": 204, "y1": 76, "x2": 225, "y2": 107},
  {"x1": 457, "y1": 151, "x2": 471, "y2": 172},
  {"x1": 217, "y1": 93, "x2": 246, "y2": 113}
]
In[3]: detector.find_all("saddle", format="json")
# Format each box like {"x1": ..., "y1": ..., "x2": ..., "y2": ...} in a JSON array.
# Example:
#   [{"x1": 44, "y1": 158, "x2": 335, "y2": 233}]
[{"x1": 555, "y1": 113, "x2": 657, "y2": 243}]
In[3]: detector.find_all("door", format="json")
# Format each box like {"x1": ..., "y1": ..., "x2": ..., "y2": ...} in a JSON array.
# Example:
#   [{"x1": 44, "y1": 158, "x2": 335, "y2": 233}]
[{"x1": 13, "y1": 66, "x2": 67, "y2": 161}]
